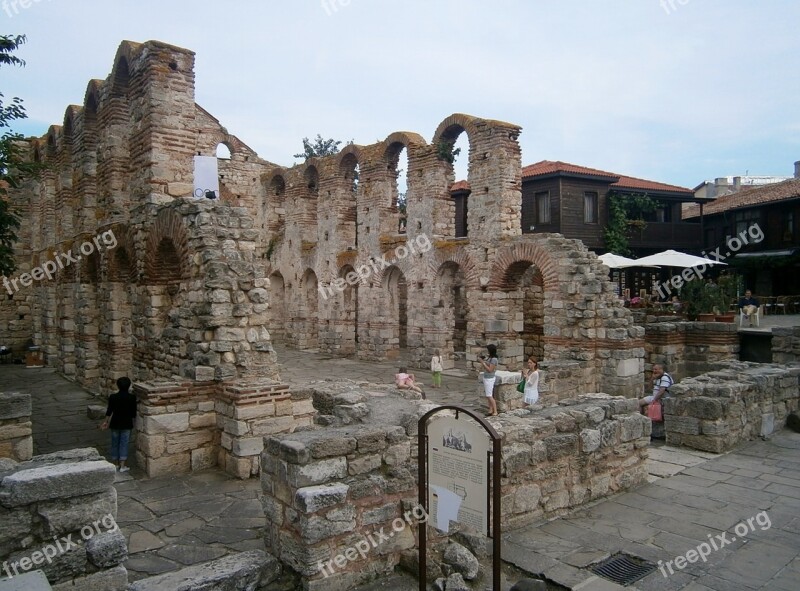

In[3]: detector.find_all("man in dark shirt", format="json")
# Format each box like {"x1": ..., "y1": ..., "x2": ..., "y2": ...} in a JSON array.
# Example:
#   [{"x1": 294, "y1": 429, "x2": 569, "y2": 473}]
[
  {"x1": 101, "y1": 377, "x2": 137, "y2": 472},
  {"x1": 738, "y1": 290, "x2": 760, "y2": 325}
]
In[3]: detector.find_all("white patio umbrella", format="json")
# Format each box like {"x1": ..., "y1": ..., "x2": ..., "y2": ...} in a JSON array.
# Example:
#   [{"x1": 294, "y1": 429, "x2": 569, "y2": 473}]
[
  {"x1": 597, "y1": 253, "x2": 641, "y2": 269},
  {"x1": 631, "y1": 249, "x2": 727, "y2": 269}
]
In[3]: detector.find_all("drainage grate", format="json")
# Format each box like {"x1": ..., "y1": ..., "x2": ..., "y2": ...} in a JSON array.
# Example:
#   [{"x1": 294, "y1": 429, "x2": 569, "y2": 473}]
[{"x1": 590, "y1": 553, "x2": 658, "y2": 586}]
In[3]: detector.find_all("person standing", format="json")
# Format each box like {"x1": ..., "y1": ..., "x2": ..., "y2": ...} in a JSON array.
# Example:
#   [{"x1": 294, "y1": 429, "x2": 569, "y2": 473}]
[
  {"x1": 480, "y1": 344, "x2": 499, "y2": 416},
  {"x1": 521, "y1": 357, "x2": 540, "y2": 406},
  {"x1": 100, "y1": 377, "x2": 137, "y2": 472},
  {"x1": 430, "y1": 349, "x2": 443, "y2": 388}
]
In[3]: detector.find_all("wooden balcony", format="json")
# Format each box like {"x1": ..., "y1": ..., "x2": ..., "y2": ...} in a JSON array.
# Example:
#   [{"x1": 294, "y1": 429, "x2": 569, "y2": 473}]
[{"x1": 627, "y1": 222, "x2": 703, "y2": 250}]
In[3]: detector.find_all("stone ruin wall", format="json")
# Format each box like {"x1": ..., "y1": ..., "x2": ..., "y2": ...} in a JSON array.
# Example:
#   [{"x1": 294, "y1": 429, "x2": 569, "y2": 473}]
[
  {"x1": 2, "y1": 39, "x2": 652, "y2": 483},
  {"x1": 0, "y1": 392, "x2": 33, "y2": 462},
  {"x1": 0, "y1": 448, "x2": 128, "y2": 590},
  {"x1": 664, "y1": 361, "x2": 800, "y2": 453},
  {"x1": 261, "y1": 384, "x2": 651, "y2": 591}
]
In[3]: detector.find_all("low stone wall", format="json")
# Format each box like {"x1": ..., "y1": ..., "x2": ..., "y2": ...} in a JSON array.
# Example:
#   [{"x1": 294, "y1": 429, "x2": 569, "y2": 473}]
[
  {"x1": 645, "y1": 320, "x2": 739, "y2": 381},
  {"x1": 492, "y1": 361, "x2": 582, "y2": 411},
  {"x1": 665, "y1": 362, "x2": 800, "y2": 453},
  {"x1": 260, "y1": 381, "x2": 650, "y2": 590},
  {"x1": 772, "y1": 327, "x2": 800, "y2": 364},
  {"x1": 0, "y1": 392, "x2": 32, "y2": 462},
  {"x1": 135, "y1": 379, "x2": 315, "y2": 479},
  {"x1": 0, "y1": 448, "x2": 127, "y2": 590}
]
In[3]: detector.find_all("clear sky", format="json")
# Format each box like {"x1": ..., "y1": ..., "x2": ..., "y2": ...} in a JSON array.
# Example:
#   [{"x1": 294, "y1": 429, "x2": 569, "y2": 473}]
[{"x1": 3, "y1": 0, "x2": 799, "y2": 189}]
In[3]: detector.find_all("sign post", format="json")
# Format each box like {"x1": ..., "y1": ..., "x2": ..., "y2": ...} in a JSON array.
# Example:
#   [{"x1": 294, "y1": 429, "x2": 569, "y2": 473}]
[{"x1": 418, "y1": 406, "x2": 502, "y2": 590}]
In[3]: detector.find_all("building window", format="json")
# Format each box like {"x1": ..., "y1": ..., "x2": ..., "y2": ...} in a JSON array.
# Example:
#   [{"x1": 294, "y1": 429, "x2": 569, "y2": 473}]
[
  {"x1": 734, "y1": 211, "x2": 758, "y2": 237},
  {"x1": 784, "y1": 211, "x2": 794, "y2": 242},
  {"x1": 536, "y1": 191, "x2": 550, "y2": 224},
  {"x1": 583, "y1": 192, "x2": 598, "y2": 224}
]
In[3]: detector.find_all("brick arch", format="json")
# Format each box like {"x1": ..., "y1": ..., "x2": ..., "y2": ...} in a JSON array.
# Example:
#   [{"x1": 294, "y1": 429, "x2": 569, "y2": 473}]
[
  {"x1": 110, "y1": 41, "x2": 139, "y2": 98},
  {"x1": 377, "y1": 258, "x2": 414, "y2": 288},
  {"x1": 429, "y1": 248, "x2": 481, "y2": 288},
  {"x1": 62, "y1": 106, "x2": 80, "y2": 146},
  {"x1": 263, "y1": 170, "x2": 288, "y2": 196},
  {"x1": 336, "y1": 144, "x2": 364, "y2": 167},
  {"x1": 144, "y1": 209, "x2": 190, "y2": 283},
  {"x1": 488, "y1": 242, "x2": 560, "y2": 293},
  {"x1": 431, "y1": 113, "x2": 482, "y2": 150},
  {"x1": 83, "y1": 79, "x2": 104, "y2": 115},
  {"x1": 303, "y1": 162, "x2": 320, "y2": 196},
  {"x1": 46, "y1": 126, "x2": 61, "y2": 158},
  {"x1": 103, "y1": 223, "x2": 137, "y2": 282},
  {"x1": 383, "y1": 131, "x2": 427, "y2": 152}
]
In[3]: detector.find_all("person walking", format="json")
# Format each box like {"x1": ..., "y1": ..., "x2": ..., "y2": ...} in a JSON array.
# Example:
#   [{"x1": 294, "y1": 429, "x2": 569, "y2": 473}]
[
  {"x1": 430, "y1": 349, "x2": 443, "y2": 388},
  {"x1": 100, "y1": 377, "x2": 137, "y2": 472},
  {"x1": 521, "y1": 357, "x2": 540, "y2": 406},
  {"x1": 480, "y1": 344, "x2": 499, "y2": 416}
]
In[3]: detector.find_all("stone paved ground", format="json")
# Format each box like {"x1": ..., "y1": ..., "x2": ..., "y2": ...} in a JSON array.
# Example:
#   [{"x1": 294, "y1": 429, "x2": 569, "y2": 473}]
[{"x1": 2, "y1": 350, "x2": 799, "y2": 589}]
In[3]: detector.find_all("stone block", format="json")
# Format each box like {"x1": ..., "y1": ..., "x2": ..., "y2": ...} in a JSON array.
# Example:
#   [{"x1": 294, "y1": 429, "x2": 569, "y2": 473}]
[
  {"x1": 362, "y1": 502, "x2": 398, "y2": 526},
  {"x1": 0, "y1": 422, "x2": 32, "y2": 441},
  {"x1": 620, "y1": 415, "x2": 645, "y2": 442},
  {"x1": 136, "y1": 434, "x2": 166, "y2": 458},
  {"x1": 666, "y1": 416, "x2": 701, "y2": 435},
  {"x1": 287, "y1": 457, "x2": 347, "y2": 487},
  {"x1": 0, "y1": 505, "x2": 33, "y2": 556},
  {"x1": 295, "y1": 483, "x2": 349, "y2": 513},
  {"x1": 232, "y1": 436, "x2": 264, "y2": 457},
  {"x1": 38, "y1": 489, "x2": 117, "y2": 537},
  {"x1": 189, "y1": 412, "x2": 216, "y2": 428},
  {"x1": 579, "y1": 429, "x2": 601, "y2": 453},
  {"x1": 128, "y1": 550, "x2": 280, "y2": 591},
  {"x1": 165, "y1": 430, "x2": 214, "y2": 454},
  {"x1": 146, "y1": 453, "x2": 190, "y2": 478},
  {"x1": 616, "y1": 358, "x2": 640, "y2": 377},
  {"x1": 233, "y1": 403, "x2": 275, "y2": 420},
  {"x1": 513, "y1": 484, "x2": 541, "y2": 513},
  {"x1": 348, "y1": 454, "x2": 382, "y2": 475},
  {"x1": 0, "y1": 460, "x2": 115, "y2": 507},
  {"x1": 544, "y1": 434, "x2": 578, "y2": 461},
  {"x1": 191, "y1": 447, "x2": 217, "y2": 471},
  {"x1": 308, "y1": 436, "x2": 356, "y2": 458},
  {"x1": 86, "y1": 529, "x2": 127, "y2": 568},
  {"x1": 222, "y1": 417, "x2": 250, "y2": 436},
  {"x1": 52, "y1": 565, "x2": 128, "y2": 591},
  {"x1": 0, "y1": 392, "x2": 31, "y2": 421},
  {"x1": 141, "y1": 413, "x2": 189, "y2": 434},
  {"x1": 760, "y1": 413, "x2": 775, "y2": 437},
  {"x1": 251, "y1": 416, "x2": 295, "y2": 436}
]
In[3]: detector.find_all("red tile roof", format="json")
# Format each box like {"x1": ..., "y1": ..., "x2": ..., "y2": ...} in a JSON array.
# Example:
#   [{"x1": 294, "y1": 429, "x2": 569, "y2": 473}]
[
  {"x1": 683, "y1": 178, "x2": 800, "y2": 218},
  {"x1": 521, "y1": 160, "x2": 692, "y2": 195},
  {"x1": 450, "y1": 180, "x2": 470, "y2": 192}
]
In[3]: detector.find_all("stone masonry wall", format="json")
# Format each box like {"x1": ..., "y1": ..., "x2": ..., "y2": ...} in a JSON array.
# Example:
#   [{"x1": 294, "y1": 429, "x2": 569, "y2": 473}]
[
  {"x1": 664, "y1": 362, "x2": 800, "y2": 453},
  {"x1": 135, "y1": 379, "x2": 315, "y2": 479},
  {"x1": 260, "y1": 383, "x2": 650, "y2": 590},
  {"x1": 645, "y1": 319, "x2": 739, "y2": 382},
  {"x1": 0, "y1": 448, "x2": 128, "y2": 590},
  {"x1": 0, "y1": 392, "x2": 32, "y2": 462},
  {"x1": 772, "y1": 326, "x2": 800, "y2": 364}
]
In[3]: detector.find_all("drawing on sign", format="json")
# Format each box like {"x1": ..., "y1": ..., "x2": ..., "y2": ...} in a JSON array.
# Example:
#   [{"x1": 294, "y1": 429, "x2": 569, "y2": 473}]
[{"x1": 443, "y1": 428, "x2": 473, "y2": 452}]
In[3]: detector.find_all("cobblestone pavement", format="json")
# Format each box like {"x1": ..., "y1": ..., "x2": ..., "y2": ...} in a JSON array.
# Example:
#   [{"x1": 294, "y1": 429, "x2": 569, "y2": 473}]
[{"x1": 2, "y1": 351, "x2": 799, "y2": 588}]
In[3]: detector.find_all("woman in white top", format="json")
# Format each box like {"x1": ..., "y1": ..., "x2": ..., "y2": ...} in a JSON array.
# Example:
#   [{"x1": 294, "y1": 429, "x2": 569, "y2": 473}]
[{"x1": 522, "y1": 357, "x2": 540, "y2": 406}]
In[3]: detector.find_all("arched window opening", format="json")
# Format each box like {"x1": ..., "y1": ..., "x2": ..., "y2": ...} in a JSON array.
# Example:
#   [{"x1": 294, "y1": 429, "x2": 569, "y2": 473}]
[{"x1": 216, "y1": 143, "x2": 232, "y2": 160}]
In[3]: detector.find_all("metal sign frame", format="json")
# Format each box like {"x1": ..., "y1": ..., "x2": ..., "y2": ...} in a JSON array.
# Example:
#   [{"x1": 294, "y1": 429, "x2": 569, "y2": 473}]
[{"x1": 418, "y1": 405, "x2": 502, "y2": 591}]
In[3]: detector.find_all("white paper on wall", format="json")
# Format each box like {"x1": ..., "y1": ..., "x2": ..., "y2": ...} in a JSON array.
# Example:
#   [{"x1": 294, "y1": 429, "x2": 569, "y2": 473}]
[{"x1": 193, "y1": 156, "x2": 220, "y2": 200}]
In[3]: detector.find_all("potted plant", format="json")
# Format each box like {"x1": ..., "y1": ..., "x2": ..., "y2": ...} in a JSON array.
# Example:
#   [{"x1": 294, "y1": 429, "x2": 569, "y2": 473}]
[
  {"x1": 679, "y1": 279, "x2": 715, "y2": 321},
  {"x1": 712, "y1": 275, "x2": 737, "y2": 322}
]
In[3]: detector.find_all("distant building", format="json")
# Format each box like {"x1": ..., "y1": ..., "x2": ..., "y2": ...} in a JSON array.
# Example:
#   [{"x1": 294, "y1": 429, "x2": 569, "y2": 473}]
[
  {"x1": 684, "y1": 162, "x2": 800, "y2": 295},
  {"x1": 694, "y1": 174, "x2": 794, "y2": 200}
]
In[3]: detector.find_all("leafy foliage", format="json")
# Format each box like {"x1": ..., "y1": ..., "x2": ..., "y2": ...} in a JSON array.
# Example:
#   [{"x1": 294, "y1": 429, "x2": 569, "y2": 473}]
[
  {"x1": 436, "y1": 139, "x2": 461, "y2": 164},
  {"x1": 1, "y1": 34, "x2": 41, "y2": 277},
  {"x1": 603, "y1": 191, "x2": 660, "y2": 256},
  {"x1": 293, "y1": 134, "x2": 343, "y2": 160}
]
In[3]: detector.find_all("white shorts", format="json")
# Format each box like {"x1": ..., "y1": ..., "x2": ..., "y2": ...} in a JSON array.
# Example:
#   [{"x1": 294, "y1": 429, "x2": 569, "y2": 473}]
[
  {"x1": 642, "y1": 395, "x2": 656, "y2": 404},
  {"x1": 483, "y1": 377, "x2": 496, "y2": 397}
]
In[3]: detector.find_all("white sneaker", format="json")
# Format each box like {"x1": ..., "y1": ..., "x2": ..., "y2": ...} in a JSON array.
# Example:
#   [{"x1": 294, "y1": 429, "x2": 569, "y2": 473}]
[{"x1": 119, "y1": 466, "x2": 130, "y2": 473}]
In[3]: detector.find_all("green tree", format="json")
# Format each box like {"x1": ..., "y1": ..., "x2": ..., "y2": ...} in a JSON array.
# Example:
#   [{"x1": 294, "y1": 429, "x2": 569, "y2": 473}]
[
  {"x1": 293, "y1": 134, "x2": 343, "y2": 160},
  {"x1": 1, "y1": 34, "x2": 39, "y2": 277},
  {"x1": 603, "y1": 191, "x2": 660, "y2": 256}
]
